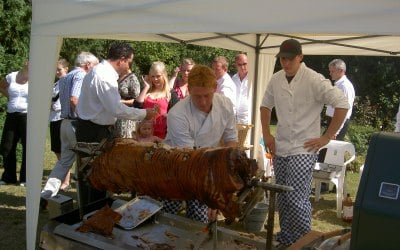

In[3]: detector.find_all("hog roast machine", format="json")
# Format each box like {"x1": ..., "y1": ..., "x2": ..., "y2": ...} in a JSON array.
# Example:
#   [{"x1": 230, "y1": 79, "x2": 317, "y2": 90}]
[{"x1": 40, "y1": 139, "x2": 293, "y2": 250}]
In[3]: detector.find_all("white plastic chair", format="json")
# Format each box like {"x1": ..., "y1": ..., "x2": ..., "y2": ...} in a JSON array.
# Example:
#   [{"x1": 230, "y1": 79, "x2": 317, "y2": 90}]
[{"x1": 313, "y1": 140, "x2": 356, "y2": 218}]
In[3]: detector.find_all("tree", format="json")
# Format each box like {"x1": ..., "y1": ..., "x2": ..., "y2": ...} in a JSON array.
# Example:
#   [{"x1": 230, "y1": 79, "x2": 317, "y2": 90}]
[{"x1": 0, "y1": 0, "x2": 31, "y2": 76}]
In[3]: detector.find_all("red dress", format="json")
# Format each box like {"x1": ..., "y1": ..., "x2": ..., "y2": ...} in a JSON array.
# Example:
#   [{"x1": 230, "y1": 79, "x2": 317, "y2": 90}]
[
  {"x1": 143, "y1": 96, "x2": 168, "y2": 139},
  {"x1": 173, "y1": 79, "x2": 186, "y2": 100}
]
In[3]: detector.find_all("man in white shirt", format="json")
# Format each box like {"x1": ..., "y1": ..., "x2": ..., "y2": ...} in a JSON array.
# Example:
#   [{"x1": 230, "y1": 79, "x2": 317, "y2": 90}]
[
  {"x1": 164, "y1": 64, "x2": 238, "y2": 223},
  {"x1": 260, "y1": 39, "x2": 349, "y2": 247},
  {"x1": 212, "y1": 56, "x2": 237, "y2": 116},
  {"x1": 41, "y1": 52, "x2": 99, "y2": 200},
  {"x1": 75, "y1": 42, "x2": 157, "y2": 142},
  {"x1": 325, "y1": 59, "x2": 356, "y2": 140},
  {"x1": 320, "y1": 59, "x2": 356, "y2": 193},
  {"x1": 395, "y1": 103, "x2": 400, "y2": 132},
  {"x1": 232, "y1": 53, "x2": 251, "y2": 124}
]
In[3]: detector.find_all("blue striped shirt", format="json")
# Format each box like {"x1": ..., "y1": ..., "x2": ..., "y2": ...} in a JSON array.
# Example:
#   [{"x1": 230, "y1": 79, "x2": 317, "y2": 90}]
[{"x1": 59, "y1": 67, "x2": 86, "y2": 119}]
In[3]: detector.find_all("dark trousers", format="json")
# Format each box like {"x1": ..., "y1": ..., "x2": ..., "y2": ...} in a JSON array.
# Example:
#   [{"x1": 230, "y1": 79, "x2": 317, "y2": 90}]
[
  {"x1": 332, "y1": 117, "x2": 350, "y2": 141},
  {"x1": 0, "y1": 112, "x2": 27, "y2": 183},
  {"x1": 74, "y1": 119, "x2": 111, "y2": 211},
  {"x1": 75, "y1": 119, "x2": 112, "y2": 143}
]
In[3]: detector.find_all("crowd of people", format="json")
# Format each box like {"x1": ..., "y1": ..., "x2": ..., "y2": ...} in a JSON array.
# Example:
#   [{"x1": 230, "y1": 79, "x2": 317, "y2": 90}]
[{"x1": 1, "y1": 39, "x2": 400, "y2": 248}]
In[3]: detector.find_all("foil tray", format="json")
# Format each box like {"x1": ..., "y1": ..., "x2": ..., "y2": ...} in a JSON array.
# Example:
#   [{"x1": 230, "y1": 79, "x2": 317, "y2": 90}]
[{"x1": 114, "y1": 196, "x2": 163, "y2": 230}]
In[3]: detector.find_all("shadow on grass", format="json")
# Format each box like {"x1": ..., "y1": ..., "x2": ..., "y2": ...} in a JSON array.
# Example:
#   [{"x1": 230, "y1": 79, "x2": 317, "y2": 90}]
[
  {"x1": 0, "y1": 192, "x2": 27, "y2": 249},
  {"x1": 312, "y1": 204, "x2": 338, "y2": 221},
  {"x1": 311, "y1": 195, "x2": 352, "y2": 229},
  {"x1": 0, "y1": 190, "x2": 26, "y2": 207}
]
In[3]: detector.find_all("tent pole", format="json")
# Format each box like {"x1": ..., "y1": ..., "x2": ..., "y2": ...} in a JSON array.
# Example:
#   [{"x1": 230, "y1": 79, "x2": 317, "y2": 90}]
[{"x1": 250, "y1": 34, "x2": 261, "y2": 158}]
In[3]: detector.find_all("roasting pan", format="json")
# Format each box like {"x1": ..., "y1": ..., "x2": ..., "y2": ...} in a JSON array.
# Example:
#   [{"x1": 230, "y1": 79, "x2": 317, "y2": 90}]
[{"x1": 114, "y1": 196, "x2": 163, "y2": 230}]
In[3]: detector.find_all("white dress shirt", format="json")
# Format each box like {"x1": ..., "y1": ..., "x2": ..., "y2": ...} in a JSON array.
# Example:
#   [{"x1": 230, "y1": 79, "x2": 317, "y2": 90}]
[
  {"x1": 216, "y1": 72, "x2": 237, "y2": 116},
  {"x1": 77, "y1": 60, "x2": 146, "y2": 125},
  {"x1": 395, "y1": 104, "x2": 400, "y2": 132},
  {"x1": 325, "y1": 75, "x2": 355, "y2": 119},
  {"x1": 232, "y1": 72, "x2": 250, "y2": 124},
  {"x1": 49, "y1": 80, "x2": 62, "y2": 122}
]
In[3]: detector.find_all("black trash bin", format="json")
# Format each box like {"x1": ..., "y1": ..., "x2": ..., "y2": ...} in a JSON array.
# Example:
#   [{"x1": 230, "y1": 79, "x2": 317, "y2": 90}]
[{"x1": 351, "y1": 132, "x2": 400, "y2": 250}]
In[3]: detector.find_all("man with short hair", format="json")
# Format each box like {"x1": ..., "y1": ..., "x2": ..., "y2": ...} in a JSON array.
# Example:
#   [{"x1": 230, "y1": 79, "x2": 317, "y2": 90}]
[
  {"x1": 41, "y1": 52, "x2": 99, "y2": 199},
  {"x1": 75, "y1": 42, "x2": 157, "y2": 143},
  {"x1": 212, "y1": 56, "x2": 237, "y2": 116},
  {"x1": 325, "y1": 58, "x2": 355, "y2": 140},
  {"x1": 164, "y1": 64, "x2": 238, "y2": 223},
  {"x1": 320, "y1": 59, "x2": 356, "y2": 193},
  {"x1": 260, "y1": 39, "x2": 349, "y2": 247},
  {"x1": 232, "y1": 53, "x2": 251, "y2": 124}
]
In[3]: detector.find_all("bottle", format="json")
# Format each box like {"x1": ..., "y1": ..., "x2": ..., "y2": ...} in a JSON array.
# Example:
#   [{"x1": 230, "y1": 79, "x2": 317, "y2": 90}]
[{"x1": 342, "y1": 193, "x2": 353, "y2": 223}]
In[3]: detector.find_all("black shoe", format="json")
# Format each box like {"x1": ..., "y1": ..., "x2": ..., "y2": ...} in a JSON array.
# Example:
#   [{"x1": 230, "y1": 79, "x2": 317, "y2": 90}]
[{"x1": 40, "y1": 198, "x2": 48, "y2": 210}]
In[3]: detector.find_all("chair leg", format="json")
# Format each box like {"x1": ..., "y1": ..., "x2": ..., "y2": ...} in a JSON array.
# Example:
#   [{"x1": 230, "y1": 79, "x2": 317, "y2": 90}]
[
  {"x1": 336, "y1": 179, "x2": 344, "y2": 218},
  {"x1": 315, "y1": 180, "x2": 321, "y2": 202}
]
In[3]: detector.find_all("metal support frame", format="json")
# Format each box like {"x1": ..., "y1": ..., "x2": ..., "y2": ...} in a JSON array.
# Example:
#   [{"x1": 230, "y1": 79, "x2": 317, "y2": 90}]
[{"x1": 250, "y1": 180, "x2": 294, "y2": 250}]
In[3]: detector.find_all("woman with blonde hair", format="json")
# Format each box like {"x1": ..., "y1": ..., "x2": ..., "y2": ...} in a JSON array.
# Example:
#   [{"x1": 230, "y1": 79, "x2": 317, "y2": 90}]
[
  {"x1": 135, "y1": 61, "x2": 179, "y2": 139},
  {"x1": 169, "y1": 58, "x2": 195, "y2": 100}
]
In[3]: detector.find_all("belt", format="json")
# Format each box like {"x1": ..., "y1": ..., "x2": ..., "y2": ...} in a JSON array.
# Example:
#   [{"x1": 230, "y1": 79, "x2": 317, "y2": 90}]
[
  {"x1": 77, "y1": 118, "x2": 112, "y2": 128},
  {"x1": 61, "y1": 115, "x2": 78, "y2": 120}
]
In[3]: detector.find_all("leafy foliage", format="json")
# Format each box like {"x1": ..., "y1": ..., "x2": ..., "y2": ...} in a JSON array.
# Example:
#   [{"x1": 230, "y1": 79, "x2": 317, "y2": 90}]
[
  {"x1": 305, "y1": 55, "x2": 400, "y2": 129},
  {"x1": 346, "y1": 124, "x2": 377, "y2": 172},
  {"x1": 59, "y1": 39, "x2": 238, "y2": 81},
  {"x1": 60, "y1": 39, "x2": 113, "y2": 66},
  {"x1": 0, "y1": 0, "x2": 31, "y2": 76}
]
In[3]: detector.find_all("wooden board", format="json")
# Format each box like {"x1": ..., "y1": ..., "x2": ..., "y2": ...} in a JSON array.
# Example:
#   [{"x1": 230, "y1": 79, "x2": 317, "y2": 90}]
[{"x1": 287, "y1": 230, "x2": 324, "y2": 250}]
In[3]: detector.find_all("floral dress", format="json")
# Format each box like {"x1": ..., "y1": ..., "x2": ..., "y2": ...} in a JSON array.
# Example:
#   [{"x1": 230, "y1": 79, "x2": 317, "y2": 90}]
[{"x1": 113, "y1": 73, "x2": 141, "y2": 138}]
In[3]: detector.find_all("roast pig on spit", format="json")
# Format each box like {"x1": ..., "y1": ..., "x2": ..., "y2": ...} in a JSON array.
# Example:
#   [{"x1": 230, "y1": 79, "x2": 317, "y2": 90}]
[{"x1": 86, "y1": 138, "x2": 258, "y2": 220}]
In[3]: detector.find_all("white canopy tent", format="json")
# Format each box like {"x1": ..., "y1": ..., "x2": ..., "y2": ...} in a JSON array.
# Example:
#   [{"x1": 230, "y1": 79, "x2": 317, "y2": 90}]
[{"x1": 28, "y1": 0, "x2": 400, "y2": 248}]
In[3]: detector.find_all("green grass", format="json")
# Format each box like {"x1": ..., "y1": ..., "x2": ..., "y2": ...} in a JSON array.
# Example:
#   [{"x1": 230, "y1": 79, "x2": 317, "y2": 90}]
[
  {"x1": 0, "y1": 133, "x2": 58, "y2": 250},
  {"x1": 0, "y1": 135, "x2": 362, "y2": 249}
]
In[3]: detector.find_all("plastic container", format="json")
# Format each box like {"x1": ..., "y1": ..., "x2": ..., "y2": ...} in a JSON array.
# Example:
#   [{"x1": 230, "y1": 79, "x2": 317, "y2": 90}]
[
  {"x1": 243, "y1": 202, "x2": 268, "y2": 232},
  {"x1": 342, "y1": 193, "x2": 353, "y2": 223}
]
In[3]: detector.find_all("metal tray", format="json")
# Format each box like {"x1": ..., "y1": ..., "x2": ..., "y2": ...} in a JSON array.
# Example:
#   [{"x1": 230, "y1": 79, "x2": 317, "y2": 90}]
[{"x1": 114, "y1": 196, "x2": 163, "y2": 230}]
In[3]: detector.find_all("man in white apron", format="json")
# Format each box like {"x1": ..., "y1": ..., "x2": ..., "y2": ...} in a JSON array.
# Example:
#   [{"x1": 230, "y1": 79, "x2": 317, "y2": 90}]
[{"x1": 163, "y1": 64, "x2": 238, "y2": 223}]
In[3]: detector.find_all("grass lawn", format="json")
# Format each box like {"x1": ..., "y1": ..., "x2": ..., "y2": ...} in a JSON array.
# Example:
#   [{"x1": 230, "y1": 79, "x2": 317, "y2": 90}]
[{"x1": 0, "y1": 137, "x2": 362, "y2": 249}]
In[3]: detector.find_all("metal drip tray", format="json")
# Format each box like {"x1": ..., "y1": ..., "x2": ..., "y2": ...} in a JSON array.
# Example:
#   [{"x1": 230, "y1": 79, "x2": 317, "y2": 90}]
[{"x1": 45, "y1": 211, "x2": 266, "y2": 249}]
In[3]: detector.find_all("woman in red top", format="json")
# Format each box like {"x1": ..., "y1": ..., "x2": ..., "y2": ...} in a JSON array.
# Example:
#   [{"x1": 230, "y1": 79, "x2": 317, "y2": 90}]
[
  {"x1": 169, "y1": 58, "x2": 195, "y2": 100},
  {"x1": 136, "y1": 61, "x2": 178, "y2": 139}
]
